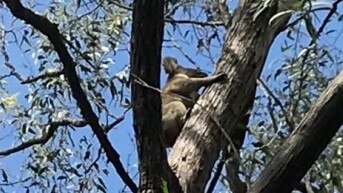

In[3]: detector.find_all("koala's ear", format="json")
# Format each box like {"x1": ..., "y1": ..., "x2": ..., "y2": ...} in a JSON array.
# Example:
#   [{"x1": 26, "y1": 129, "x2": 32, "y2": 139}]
[{"x1": 163, "y1": 57, "x2": 178, "y2": 74}]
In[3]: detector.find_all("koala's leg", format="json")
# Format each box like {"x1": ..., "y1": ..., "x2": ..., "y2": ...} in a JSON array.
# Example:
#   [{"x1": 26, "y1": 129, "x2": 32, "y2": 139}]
[{"x1": 162, "y1": 101, "x2": 187, "y2": 147}]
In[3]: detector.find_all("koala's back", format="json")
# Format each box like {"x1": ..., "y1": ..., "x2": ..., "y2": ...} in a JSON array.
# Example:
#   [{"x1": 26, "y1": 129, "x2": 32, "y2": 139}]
[
  {"x1": 161, "y1": 93, "x2": 195, "y2": 110},
  {"x1": 162, "y1": 101, "x2": 187, "y2": 147}
]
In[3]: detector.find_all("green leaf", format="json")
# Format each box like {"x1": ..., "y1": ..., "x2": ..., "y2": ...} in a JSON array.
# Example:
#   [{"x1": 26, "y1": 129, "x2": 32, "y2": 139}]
[{"x1": 161, "y1": 178, "x2": 169, "y2": 193}]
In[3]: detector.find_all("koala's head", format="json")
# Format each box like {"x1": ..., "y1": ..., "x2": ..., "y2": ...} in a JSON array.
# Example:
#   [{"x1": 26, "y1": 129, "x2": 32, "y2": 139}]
[{"x1": 162, "y1": 56, "x2": 207, "y2": 78}]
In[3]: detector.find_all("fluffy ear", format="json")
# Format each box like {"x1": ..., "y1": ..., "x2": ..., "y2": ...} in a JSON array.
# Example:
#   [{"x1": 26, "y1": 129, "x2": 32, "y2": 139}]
[{"x1": 162, "y1": 56, "x2": 179, "y2": 74}]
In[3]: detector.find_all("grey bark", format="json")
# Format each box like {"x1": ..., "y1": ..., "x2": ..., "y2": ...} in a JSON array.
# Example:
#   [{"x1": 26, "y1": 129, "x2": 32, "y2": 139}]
[{"x1": 168, "y1": 1, "x2": 290, "y2": 192}]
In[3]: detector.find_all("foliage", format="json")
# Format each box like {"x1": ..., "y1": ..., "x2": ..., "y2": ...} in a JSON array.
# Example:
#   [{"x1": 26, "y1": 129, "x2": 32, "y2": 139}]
[
  {"x1": 0, "y1": 0, "x2": 131, "y2": 192},
  {"x1": 241, "y1": 1, "x2": 343, "y2": 192}
]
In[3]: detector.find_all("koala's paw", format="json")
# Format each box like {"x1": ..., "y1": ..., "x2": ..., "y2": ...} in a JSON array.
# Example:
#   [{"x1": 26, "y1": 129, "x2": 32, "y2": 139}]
[{"x1": 215, "y1": 72, "x2": 228, "y2": 82}]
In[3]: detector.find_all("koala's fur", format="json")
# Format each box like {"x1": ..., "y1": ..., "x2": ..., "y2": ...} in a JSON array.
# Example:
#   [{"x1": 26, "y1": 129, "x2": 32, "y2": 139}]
[{"x1": 161, "y1": 57, "x2": 226, "y2": 147}]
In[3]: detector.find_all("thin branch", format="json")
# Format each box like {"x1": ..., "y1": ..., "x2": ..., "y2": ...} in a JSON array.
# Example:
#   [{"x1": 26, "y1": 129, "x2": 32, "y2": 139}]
[
  {"x1": 284, "y1": 7, "x2": 333, "y2": 30},
  {"x1": 165, "y1": 30, "x2": 198, "y2": 67},
  {"x1": 107, "y1": 0, "x2": 225, "y2": 27},
  {"x1": 104, "y1": 107, "x2": 130, "y2": 133},
  {"x1": 0, "y1": 177, "x2": 31, "y2": 186},
  {"x1": 206, "y1": 149, "x2": 229, "y2": 193},
  {"x1": 2, "y1": 36, "x2": 63, "y2": 84},
  {"x1": 224, "y1": 147, "x2": 247, "y2": 193},
  {"x1": 165, "y1": 18, "x2": 225, "y2": 27},
  {"x1": 214, "y1": 0, "x2": 232, "y2": 27},
  {"x1": 266, "y1": 94, "x2": 279, "y2": 133},
  {"x1": 293, "y1": 0, "x2": 343, "y2": 119},
  {"x1": 0, "y1": 118, "x2": 87, "y2": 156},
  {"x1": 1, "y1": 43, "x2": 24, "y2": 82},
  {"x1": 21, "y1": 70, "x2": 63, "y2": 84},
  {"x1": 85, "y1": 148, "x2": 102, "y2": 174},
  {"x1": 315, "y1": 0, "x2": 342, "y2": 40},
  {"x1": 0, "y1": 112, "x2": 126, "y2": 157},
  {"x1": 107, "y1": 0, "x2": 133, "y2": 11},
  {"x1": 164, "y1": 2, "x2": 183, "y2": 18},
  {"x1": 0, "y1": 124, "x2": 58, "y2": 156},
  {"x1": 257, "y1": 77, "x2": 295, "y2": 131},
  {"x1": 3, "y1": 1, "x2": 137, "y2": 192}
]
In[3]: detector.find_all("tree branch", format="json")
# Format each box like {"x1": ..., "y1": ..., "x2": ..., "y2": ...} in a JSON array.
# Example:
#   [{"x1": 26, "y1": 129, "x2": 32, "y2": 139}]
[
  {"x1": 0, "y1": 124, "x2": 57, "y2": 157},
  {"x1": 3, "y1": 1, "x2": 137, "y2": 192},
  {"x1": 21, "y1": 70, "x2": 63, "y2": 84},
  {"x1": 293, "y1": 0, "x2": 343, "y2": 118},
  {"x1": 206, "y1": 150, "x2": 228, "y2": 193},
  {"x1": 165, "y1": 18, "x2": 225, "y2": 27},
  {"x1": 225, "y1": 147, "x2": 247, "y2": 193},
  {"x1": 0, "y1": 116, "x2": 125, "y2": 157},
  {"x1": 130, "y1": 0, "x2": 171, "y2": 191},
  {"x1": 108, "y1": 0, "x2": 226, "y2": 27},
  {"x1": 247, "y1": 62, "x2": 343, "y2": 193}
]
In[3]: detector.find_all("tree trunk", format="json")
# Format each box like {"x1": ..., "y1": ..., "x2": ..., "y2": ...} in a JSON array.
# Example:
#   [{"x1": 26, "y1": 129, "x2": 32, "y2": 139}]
[
  {"x1": 130, "y1": 0, "x2": 166, "y2": 192},
  {"x1": 247, "y1": 70, "x2": 343, "y2": 193},
  {"x1": 168, "y1": 1, "x2": 290, "y2": 192}
]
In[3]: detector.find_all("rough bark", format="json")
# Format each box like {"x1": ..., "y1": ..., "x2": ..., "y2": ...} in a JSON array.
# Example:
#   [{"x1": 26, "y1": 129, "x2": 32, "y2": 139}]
[
  {"x1": 247, "y1": 70, "x2": 343, "y2": 193},
  {"x1": 130, "y1": 0, "x2": 166, "y2": 192},
  {"x1": 168, "y1": 1, "x2": 290, "y2": 192}
]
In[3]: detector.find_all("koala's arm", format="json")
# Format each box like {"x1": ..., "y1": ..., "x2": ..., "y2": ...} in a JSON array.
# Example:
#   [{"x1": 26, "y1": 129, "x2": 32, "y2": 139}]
[
  {"x1": 161, "y1": 101, "x2": 187, "y2": 147},
  {"x1": 165, "y1": 73, "x2": 227, "y2": 95}
]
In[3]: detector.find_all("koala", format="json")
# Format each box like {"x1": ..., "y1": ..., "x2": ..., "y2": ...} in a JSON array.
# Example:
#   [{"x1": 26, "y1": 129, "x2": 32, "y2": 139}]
[{"x1": 161, "y1": 56, "x2": 226, "y2": 147}]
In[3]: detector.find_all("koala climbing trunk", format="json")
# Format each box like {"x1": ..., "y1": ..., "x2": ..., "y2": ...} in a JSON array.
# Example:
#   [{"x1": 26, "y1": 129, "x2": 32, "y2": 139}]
[{"x1": 160, "y1": 56, "x2": 227, "y2": 147}]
